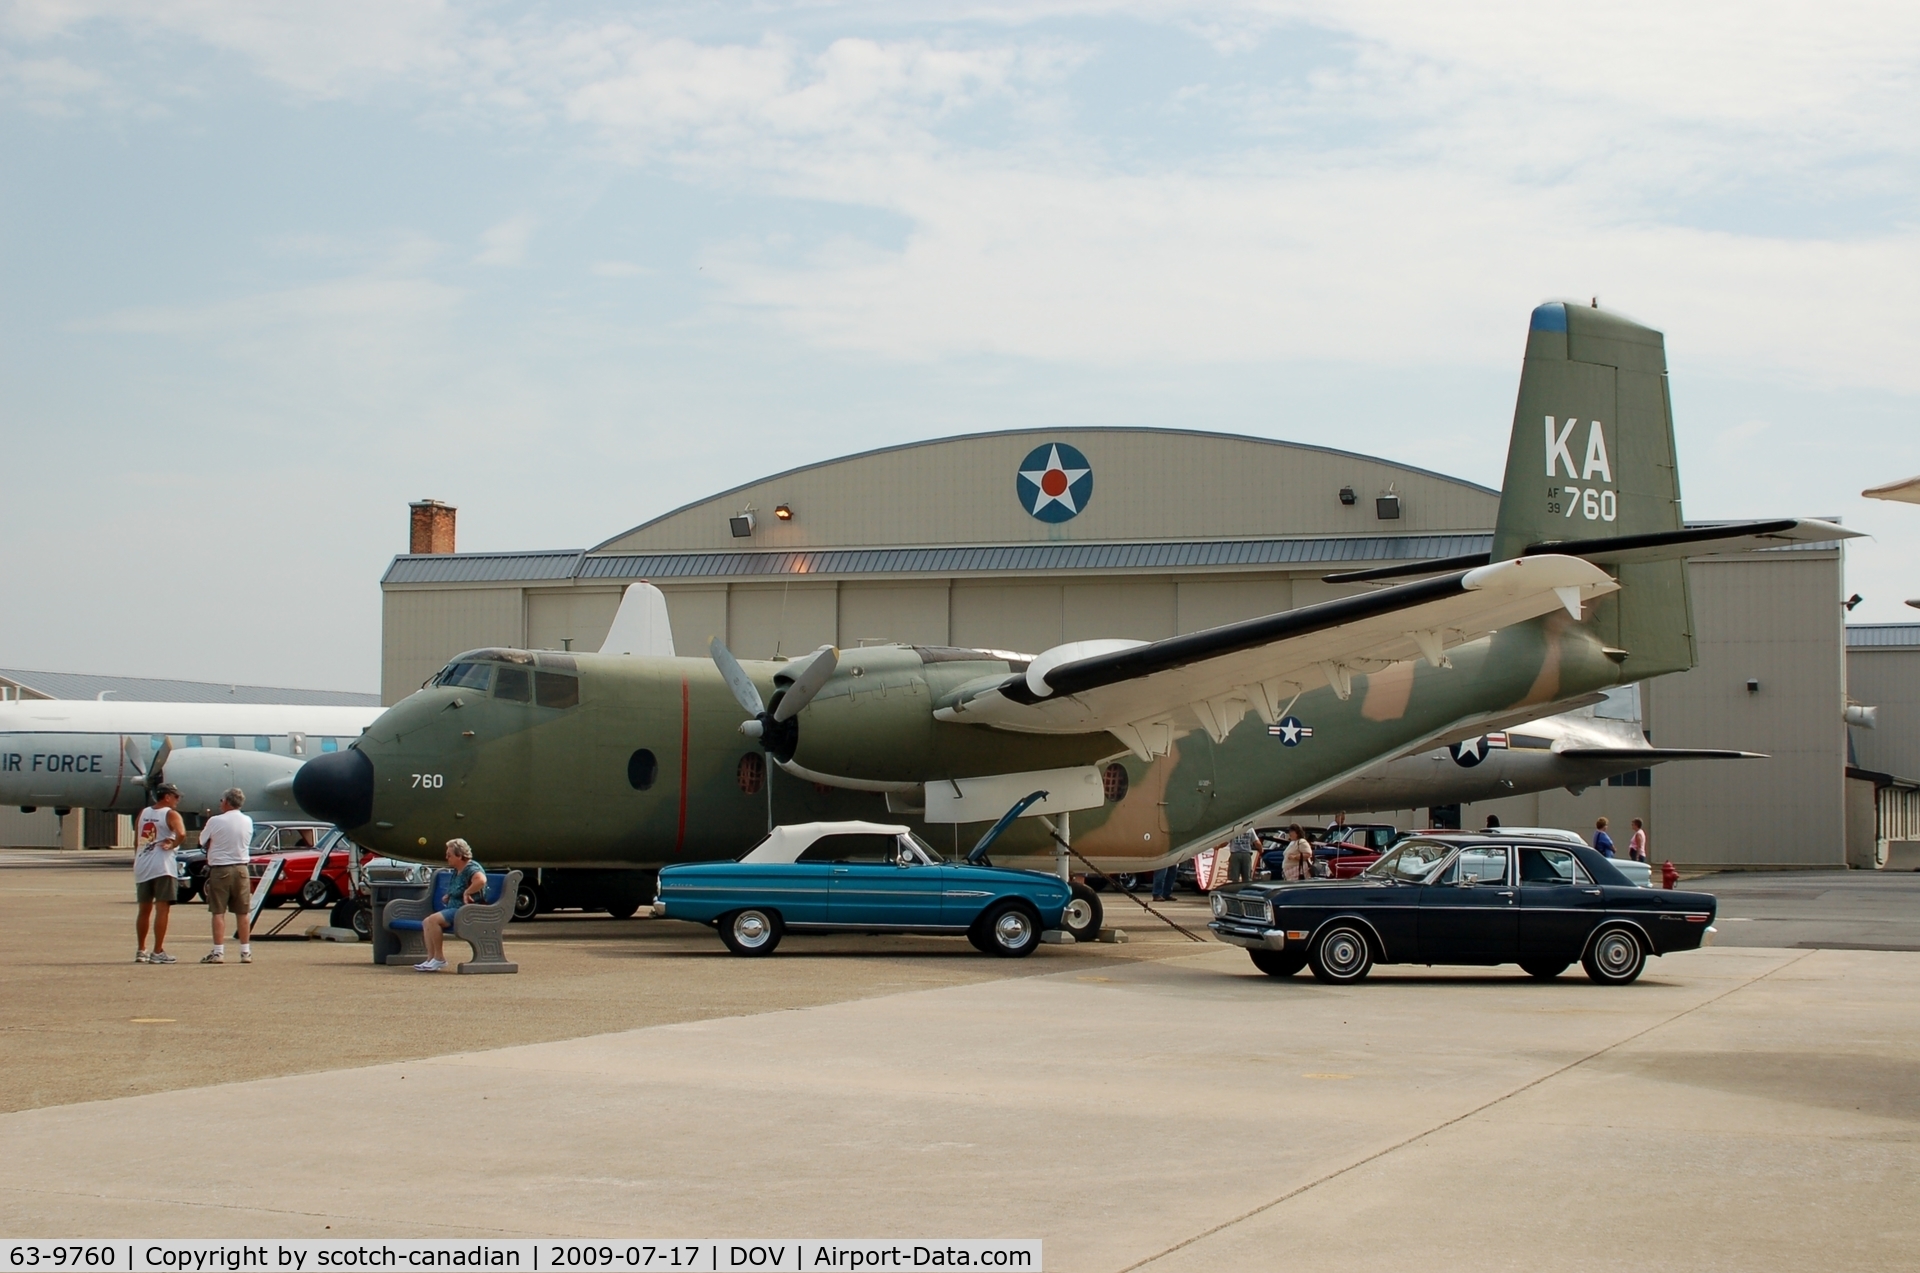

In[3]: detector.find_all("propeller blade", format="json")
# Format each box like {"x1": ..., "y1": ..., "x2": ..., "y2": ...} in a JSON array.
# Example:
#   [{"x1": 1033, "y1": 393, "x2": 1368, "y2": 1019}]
[
  {"x1": 772, "y1": 645, "x2": 839, "y2": 723},
  {"x1": 145, "y1": 738, "x2": 172, "y2": 794},
  {"x1": 709, "y1": 637, "x2": 765, "y2": 718}
]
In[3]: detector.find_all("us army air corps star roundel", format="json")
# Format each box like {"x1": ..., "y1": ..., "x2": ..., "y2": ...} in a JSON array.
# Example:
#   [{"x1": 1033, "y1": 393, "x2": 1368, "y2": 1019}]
[{"x1": 1016, "y1": 443, "x2": 1093, "y2": 523}]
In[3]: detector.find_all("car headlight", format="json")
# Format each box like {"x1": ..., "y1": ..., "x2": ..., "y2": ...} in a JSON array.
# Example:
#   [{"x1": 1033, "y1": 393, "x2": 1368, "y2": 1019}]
[{"x1": 1211, "y1": 893, "x2": 1226, "y2": 917}]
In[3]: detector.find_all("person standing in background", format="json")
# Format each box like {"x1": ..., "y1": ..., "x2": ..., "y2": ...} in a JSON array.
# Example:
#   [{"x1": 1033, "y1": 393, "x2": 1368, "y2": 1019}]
[
  {"x1": 1628, "y1": 818, "x2": 1648, "y2": 862},
  {"x1": 1225, "y1": 825, "x2": 1260, "y2": 885},
  {"x1": 133, "y1": 783, "x2": 185, "y2": 964},
  {"x1": 1594, "y1": 817, "x2": 1616, "y2": 858},
  {"x1": 199, "y1": 788, "x2": 255, "y2": 964},
  {"x1": 1282, "y1": 826, "x2": 1315, "y2": 881}
]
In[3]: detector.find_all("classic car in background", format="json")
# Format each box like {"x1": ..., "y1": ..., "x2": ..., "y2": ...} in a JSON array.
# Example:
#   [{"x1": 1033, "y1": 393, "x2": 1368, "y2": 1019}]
[
  {"x1": 654, "y1": 821, "x2": 1073, "y2": 958},
  {"x1": 1208, "y1": 833, "x2": 1716, "y2": 985},
  {"x1": 174, "y1": 820, "x2": 356, "y2": 909}
]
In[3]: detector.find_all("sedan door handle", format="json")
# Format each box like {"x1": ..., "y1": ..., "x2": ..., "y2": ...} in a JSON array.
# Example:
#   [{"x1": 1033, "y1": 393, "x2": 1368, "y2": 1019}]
[
  {"x1": 1582, "y1": 888, "x2": 1602, "y2": 896},
  {"x1": 1497, "y1": 890, "x2": 1515, "y2": 898}
]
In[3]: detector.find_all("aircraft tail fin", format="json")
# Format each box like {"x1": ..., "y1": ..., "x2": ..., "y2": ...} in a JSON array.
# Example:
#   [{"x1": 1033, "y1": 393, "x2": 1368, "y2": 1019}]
[{"x1": 1492, "y1": 302, "x2": 1694, "y2": 680}]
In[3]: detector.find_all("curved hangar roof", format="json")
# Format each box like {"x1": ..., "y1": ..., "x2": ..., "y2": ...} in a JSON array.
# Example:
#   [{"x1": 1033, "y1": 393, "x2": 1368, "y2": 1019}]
[
  {"x1": 594, "y1": 427, "x2": 1495, "y2": 555},
  {"x1": 385, "y1": 428, "x2": 1499, "y2": 587}
]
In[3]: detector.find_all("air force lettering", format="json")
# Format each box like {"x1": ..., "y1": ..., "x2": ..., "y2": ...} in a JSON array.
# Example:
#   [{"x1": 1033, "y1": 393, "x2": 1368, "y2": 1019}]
[{"x1": 1017, "y1": 442, "x2": 1093, "y2": 522}]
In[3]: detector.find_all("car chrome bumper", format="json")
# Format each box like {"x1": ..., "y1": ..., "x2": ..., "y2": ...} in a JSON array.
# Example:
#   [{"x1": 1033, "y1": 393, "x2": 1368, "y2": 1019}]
[
  {"x1": 1702, "y1": 924, "x2": 1717, "y2": 947},
  {"x1": 650, "y1": 901, "x2": 667, "y2": 918},
  {"x1": 1209, "y1": 922, "x2": 1286, "y2": 951}
]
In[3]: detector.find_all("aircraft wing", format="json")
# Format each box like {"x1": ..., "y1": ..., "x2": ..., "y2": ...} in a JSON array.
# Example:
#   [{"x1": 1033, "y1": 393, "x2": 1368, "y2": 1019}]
[
  {"x1": 1557, "y1": 747, "x2": 1766, "y2": 762},
  {"x1": 933, "y1": 554, "x2": 1617, "y2": 757},
  {"x1": 1863, "y1": 476, "x2": 1920, "y2": 505}
]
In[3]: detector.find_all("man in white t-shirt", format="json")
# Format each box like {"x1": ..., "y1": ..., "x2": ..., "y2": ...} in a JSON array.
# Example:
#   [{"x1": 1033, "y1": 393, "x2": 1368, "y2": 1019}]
[
  {"x1": 199, "y1": 788, "x2": 256, "y2": 964},
  {"x1": 133, "y1": 783, "x2": 186, "y2": 964}
]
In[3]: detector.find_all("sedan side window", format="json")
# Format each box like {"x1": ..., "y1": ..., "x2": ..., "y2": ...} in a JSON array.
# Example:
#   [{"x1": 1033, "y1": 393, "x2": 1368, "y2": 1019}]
[
  {"x1": 1440, "y1": 846, "x2": 1510, "y2": 886},
  {"x1": 1520, "y1": 847, "x2": 1582, "y2": 884}
]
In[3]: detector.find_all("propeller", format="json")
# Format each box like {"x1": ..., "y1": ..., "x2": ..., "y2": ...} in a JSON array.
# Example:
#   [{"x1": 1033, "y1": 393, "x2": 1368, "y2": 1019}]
[
  {"x1": 709, "y1": 638, "x2": 839, "y2": 761},
  {"x1": 143, "y1": 737, "x2": 173, "y2": 798}
]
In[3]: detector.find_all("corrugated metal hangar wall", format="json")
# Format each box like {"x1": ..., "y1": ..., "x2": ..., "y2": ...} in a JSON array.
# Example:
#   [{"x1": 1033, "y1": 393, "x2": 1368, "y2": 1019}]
[{"x1": 380, "y1": 427, "x2": 1857, "y2": 870}]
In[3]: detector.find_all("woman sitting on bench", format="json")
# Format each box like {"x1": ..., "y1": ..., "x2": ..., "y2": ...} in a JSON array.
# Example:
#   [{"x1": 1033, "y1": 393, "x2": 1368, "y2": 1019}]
[{"x1": 418, "y1": 839, "x2": 487, "y2": 973}]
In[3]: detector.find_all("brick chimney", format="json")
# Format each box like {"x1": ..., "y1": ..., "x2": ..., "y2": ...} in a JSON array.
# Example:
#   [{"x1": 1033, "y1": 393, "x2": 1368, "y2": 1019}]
[{"x1": 409, "y1": 500, "x2": 457, "y2": 555}]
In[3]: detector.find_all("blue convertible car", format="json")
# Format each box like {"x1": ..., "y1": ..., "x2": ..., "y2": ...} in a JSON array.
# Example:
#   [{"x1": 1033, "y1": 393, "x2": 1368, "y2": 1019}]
[{"x1": 654, "y1": 821, "x2": 1073, "y2": 957}]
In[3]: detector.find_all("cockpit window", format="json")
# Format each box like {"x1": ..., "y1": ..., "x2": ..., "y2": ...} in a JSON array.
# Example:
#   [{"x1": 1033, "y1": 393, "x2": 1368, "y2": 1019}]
[
  {"x1": 534, "y1": 671, "x2": 579, "y2": 709},
  {"x1": 437, "y1": 662, "x2": 493, "y2": 691},
  {"x1": 494, "y1": 666, "x2": 531, "y2": 703}
]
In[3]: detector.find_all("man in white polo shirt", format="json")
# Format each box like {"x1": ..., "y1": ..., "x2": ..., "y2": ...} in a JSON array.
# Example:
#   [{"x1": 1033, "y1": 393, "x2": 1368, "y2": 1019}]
[{"x1": 199, "y1": 788, "x2": 255, "y2": 964}]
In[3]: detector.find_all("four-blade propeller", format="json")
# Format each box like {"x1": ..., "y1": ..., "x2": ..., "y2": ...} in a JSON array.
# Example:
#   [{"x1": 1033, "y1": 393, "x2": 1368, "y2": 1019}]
[
  {"x1": 142, "y1": 736, "x2": 172, "y2": 798},
  {"x1": 709, "y1": 638, "x2": 839, "y2": 761}
]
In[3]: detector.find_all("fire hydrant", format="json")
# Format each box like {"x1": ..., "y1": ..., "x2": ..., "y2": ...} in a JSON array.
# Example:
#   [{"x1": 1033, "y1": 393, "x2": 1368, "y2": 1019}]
[{"x1": 1661, "y1": 860, "x2": 1678, "y2": 890}]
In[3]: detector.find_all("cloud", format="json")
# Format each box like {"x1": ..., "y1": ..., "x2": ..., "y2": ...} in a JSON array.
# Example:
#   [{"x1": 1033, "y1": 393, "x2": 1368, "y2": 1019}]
[{"x1": 475, "y1": 214, "x2": 536, "y2": 266}]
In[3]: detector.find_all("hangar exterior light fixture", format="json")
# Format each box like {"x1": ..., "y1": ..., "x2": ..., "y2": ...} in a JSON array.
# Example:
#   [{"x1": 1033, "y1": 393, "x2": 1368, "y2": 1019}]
[
  {"x1": 1375, "y1": 493, "x2": 1402, "y2": 520},
  {"x1": 1746, "y1": 679, "x2": 1761, "y2": 694},
  {"x1": 1338, "y1": 486, "x2": 1357, "y2": 506},
  {"x1": 774, "y1": 504, "x2": 794, "y2": 521},
  {"x1": 729, "y1": 510, "x2": 756, "y2": 538}
]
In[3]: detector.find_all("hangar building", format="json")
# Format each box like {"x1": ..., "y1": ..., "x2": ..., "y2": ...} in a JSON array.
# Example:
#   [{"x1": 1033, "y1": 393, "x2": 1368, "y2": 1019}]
[{"x1": 380, "y1": 428, "x2": 1865, "y2": 871}]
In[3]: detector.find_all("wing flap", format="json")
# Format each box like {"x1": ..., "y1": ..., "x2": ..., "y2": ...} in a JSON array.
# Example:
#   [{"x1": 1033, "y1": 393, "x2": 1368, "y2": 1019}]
[{"x1": 935, "y1": 554, "x2": 1617, "y2": 745}]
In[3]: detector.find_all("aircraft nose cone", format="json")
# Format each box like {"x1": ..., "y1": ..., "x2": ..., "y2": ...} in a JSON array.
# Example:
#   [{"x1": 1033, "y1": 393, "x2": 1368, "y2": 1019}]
[{"x1": 293, "y1": 747, "x2": 375, "y2": 829}]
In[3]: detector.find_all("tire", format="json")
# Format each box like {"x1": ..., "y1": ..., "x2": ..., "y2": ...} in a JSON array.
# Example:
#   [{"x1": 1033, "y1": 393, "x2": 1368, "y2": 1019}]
[
  {"x1": 1250, "y1": 949, "x2": 1309, "y2": 978},
  {"x1": 719, "y1": 908, "x2": 783, "y2": 957},
  {"x1": 1520, "y1": 959, "x2": 1569, "y2": 981},
  {"x1": 299, "y1": 878, "x2": 336, "y2": 910},
  {"x1": 1060, "y1": 883, "x2": 1103, "y2": 942},
  {"x1": 606, "y1": 900, "x2": 641, "y2": 919},
  {"x1": 1582, "y1": 926, "x2": 1646, "y2": 985},
  {"x1": 513, "y1": 884, "x2": 540, "y2": 922},
  {"x1": 974, "y1": 901, "x2": 1041, "y2": 958},
  {"x1": 1308, "y1": 924, "x2": 1374, "y2": 984},
  {"x1": 349, "y1": 903, "x2": 372, "y2": 940}
]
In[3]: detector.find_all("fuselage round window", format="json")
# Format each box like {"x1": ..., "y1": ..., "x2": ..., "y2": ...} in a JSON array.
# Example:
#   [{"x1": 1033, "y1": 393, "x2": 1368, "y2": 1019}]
[{"x1": 627, "y1": 749, "x2": 658, "y2": 791}]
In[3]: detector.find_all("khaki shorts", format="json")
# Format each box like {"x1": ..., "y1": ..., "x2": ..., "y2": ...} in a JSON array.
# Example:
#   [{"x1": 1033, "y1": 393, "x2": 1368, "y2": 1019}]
[
  {"x1": 205, "y1": 865, "x2": 252, "y2": 916},
  {"x1": 136, "y1": 876, "x2": 178, "y2": 904}
]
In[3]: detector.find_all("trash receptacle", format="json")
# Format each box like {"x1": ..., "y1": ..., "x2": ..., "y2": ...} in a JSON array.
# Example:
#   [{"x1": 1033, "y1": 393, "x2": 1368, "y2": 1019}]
[{"x1": 367, "y1": 872, "x2": 431, "y2": 966}]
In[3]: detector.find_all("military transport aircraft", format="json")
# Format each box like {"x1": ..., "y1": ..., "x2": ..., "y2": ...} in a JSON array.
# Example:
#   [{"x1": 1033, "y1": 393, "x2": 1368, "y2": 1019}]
[
  {"x1": 1294, "y1": 685, "x2": 1762, "y2": 815},
  {"x1": 296, "y1": 303, "x2": 1852, "y2": 926}
]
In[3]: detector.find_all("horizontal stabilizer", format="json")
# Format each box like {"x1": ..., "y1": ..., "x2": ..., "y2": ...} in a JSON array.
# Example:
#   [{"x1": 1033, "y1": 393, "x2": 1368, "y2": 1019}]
[
  {"x1": 1557, "y1": 747, "x2": 1766, "y2": 762},
  {"x1": 1863, "y1": 476, "x2": 1920, "y2": 505},
  {"x1": 1324, "y1": 519, "x2": 1859, "y2": 584}
]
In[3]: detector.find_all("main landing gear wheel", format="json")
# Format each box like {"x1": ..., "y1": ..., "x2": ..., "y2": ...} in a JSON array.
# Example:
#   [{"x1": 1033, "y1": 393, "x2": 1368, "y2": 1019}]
[
  {"x1": 1308, "y1": 924, "x2": 1374, "y2": 984},
  {"x1": 1250, "y1": 949, "x2": 1309, "y2": 978},
  {"x1": 1060, "y1": 883, "x2": 1103, "y2": 943},
  {"x1": 974, "y1": 902, "x2": 1041, "y2": 958},
  {"x1": 330, "y1": 897, "x2": 371, "y2": 939},
  {"x1": 299, "y1": 878, "x2": 336, "y2": 910},
  {"x1": 1520, "y1": 959, "x2": 1570, "y2": 980},
  {"x1": 1582, "y1": 927, "x2": 1646, "y2": 985},
  {"x1": 720, "y1": 908, "x2": 783, "y2": 957},
  {"x1": 605, "y1": 900, "x2": 642, "y2": 919},
  {"x1": 513, "y1": 885, "x2": 540, "y2": 922}
]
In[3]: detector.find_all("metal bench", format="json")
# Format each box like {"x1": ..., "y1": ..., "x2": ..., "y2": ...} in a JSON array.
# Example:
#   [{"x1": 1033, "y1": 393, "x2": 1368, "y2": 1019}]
[{"x1": 381, "y1": 868, "x2": 522, "y2": 974}]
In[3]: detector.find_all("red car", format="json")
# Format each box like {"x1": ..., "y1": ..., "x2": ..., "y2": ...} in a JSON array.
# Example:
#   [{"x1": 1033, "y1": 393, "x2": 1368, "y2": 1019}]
[{"x1": 175, "y1": 821, "x2": 361, "y2": 910}]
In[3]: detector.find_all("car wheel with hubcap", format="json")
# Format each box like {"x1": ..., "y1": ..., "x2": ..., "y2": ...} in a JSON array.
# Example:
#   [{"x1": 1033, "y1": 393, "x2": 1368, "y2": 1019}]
[
  {"x1": 1308, "y1": 924, "x2": 1373, "y2": 984},
  {"x1": 719, "y1": 908, "x2": 783, "y2": 957},
  {"x1": 1520, "y1": 958, "x2": 1569, "y2": 980},
  {"x1": 1060, "y1": 883, "x2": 1103, "y2": 942},
  {"x1": 1250, "y1": 949, "x2": 1309, "y2": 978},
  {"x1": 975, "y1": 902, "x2": 1041, "y2": 958},
  {"x1": 1582, "y1": 926, "x2": 1646, "y2": 985},
  {"x1": 298, "y1": 878, "x2": 335, "y2": 909}
]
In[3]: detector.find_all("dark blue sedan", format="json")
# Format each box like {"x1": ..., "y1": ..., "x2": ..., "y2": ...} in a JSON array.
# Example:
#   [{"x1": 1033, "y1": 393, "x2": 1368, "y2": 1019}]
[
  {"x1": 655, "y1": 820, "x2": 1072, "y2": 957},
  {"x1": 1209, "y1": 833, "x2": 1717, "y2": 984}
]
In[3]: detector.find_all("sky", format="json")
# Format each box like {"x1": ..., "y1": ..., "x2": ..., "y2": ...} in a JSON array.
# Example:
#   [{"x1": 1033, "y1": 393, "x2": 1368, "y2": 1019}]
[{"x1": 3, "y1": 0, "x2": 1918, "y2": 693}]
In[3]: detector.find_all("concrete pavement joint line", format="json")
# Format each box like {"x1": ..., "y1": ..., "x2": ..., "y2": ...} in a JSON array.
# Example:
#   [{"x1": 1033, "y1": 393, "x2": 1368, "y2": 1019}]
[{"x1": 1116, "y1": 949, "x2": 1818, "y2": 1273}]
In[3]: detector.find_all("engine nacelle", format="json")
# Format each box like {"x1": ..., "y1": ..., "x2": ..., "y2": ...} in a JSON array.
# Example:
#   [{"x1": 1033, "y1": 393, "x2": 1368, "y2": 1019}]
[{"x1": 158, "y1": 748, "x2": 307, "y2": 818}]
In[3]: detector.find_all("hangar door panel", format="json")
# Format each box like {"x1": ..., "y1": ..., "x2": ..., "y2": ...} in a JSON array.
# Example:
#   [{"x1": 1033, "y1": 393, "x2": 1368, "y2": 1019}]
[
  {"x1": 1063, "y1": 581, "x2": 1176, "y2": 644},
  {"x1": 660, "y1": 586, "x2": 726, "y2": 660},
  {"x1": 526, "y1": 590, "x2": 622, "y2": 654},
  {"x1": 950, "y1": 583, "x2": 1064, "y2": 658},
  {"x1": 839, "y1": 584, "x2": 949, "y2": 648},
  {"x1": 728, "y1": 584, "x2": 838, "y2": 660},
  {"x1": 1176, "y1": 577, "x2": 1293, "y2": 634},
  {"x1": 382, "y1": 588, "x2": 524, "y2": 705}
]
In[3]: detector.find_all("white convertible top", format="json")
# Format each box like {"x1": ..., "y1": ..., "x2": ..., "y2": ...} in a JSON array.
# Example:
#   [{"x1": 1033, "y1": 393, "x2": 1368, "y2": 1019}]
[{"x1": 738, "y1": 821, "x2": 912, "y2": 865}]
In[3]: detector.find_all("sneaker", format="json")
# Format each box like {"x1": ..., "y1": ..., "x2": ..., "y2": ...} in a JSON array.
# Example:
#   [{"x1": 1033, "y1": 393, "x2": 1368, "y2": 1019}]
[
  {"x1": 239, "y1": 951, "x2": 252, "y2": 964},
  {"x1": 134, "y1": 951, "x2": 149, "y2": 963},
  {"x1": 200, "y1": 951, "x2": 223, "y2": 964},
  {"x1": 413, "y1": 958, "x2": 447, "y2": 972},
  {"x1": 148, "y1": 951, "x2": 177, "y2": 965}
]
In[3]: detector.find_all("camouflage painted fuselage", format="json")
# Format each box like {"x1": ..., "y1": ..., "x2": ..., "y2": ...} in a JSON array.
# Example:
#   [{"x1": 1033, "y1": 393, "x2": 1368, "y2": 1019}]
[{"x1": 341, "y1": 611, "x2": 1622, "y2": 873}]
